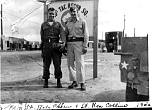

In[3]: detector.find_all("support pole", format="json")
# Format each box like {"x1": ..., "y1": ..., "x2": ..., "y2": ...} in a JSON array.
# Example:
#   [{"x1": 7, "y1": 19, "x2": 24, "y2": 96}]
[
  {"x1": 37, "y1": 0, "x2": 48, "y2": 22},
  {"x1": 123, "y1": 14, "x2": 126, "y2": 37},
  {"x1": 1, "y1": 4, "x2": 3, "y2": 50},
  {"x1": 134, "y1": 28, "x2": 135, "y2": 37},
  {"x1": 44, "y1": 2, "x2": 48, "y2": 22},
  {"x1": 93, "y1": 0, "x2": 98, "y2": 78}
]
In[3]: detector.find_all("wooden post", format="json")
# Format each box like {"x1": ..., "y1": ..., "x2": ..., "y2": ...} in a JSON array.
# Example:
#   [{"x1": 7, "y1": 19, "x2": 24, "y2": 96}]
[
  {"x1": 44, "y1": 2, "x2": 48, "y2": 22},
  {"x1": 1, "y1": 4, "x2": 3, "y2": 50},
  {"x1": 134, "y1": 28, "x2": 135, "y2": 37},
  {"x1": 37, "y1": 0, "x2": 48, "y2": 22},
  {"x1": 123, "y1": 14, "x2": 126, "y2": 37},
  {"x1": 93, "y1": 0, "x2": 98, "y2": 78}
]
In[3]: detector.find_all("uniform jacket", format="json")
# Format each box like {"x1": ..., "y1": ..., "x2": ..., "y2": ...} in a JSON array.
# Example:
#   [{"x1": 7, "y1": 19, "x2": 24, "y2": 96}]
[
  {"x1": 65, "y1": 17, "x2": 89, "y2": 47},
  {"x1": 40, "y1": 21, "x2": 66, "y2": 48}
]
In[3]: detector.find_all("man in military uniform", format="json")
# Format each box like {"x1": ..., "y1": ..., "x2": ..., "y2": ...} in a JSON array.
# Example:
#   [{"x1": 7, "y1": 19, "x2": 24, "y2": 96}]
[
  {"x1": 40, "y1": 8, "x2": 65, "y2": 88},
  {"x1": 65, "y1": 6, "x2": 89, "y2": 91}
]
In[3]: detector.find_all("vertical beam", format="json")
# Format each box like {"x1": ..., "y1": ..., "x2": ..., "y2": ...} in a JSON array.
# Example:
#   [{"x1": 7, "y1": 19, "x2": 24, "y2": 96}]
[
  {"x1": 117, "y1": 32, "x2": 119, "y2": 51},
  {"x1": 36, "y1": 0, "x2": 48, "y2": 21},
  {"x1": 123, "y1": 14, "x2": 126, "y2": 37},
  {"x1": 93, "y1": 0, "x2": 98, "y2": 78},
  {"x1": 134, "y1": 28, "x2": 135, "y2": 37},
  {"x1": 1, "y1": 4, "x2": 3, "y2": 50},
  {"x1": 44, "y1": 3, "x2": 48, "y2": 22}
]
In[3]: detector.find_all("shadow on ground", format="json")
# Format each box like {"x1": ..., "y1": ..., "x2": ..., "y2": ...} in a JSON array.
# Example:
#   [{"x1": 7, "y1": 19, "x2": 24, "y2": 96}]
[
  {"x1": 1, "y1": 76, "x2": 70, "y2": 92},
  {"x1": 91, "y1": 89, "x2": 126, "y2": 102}
]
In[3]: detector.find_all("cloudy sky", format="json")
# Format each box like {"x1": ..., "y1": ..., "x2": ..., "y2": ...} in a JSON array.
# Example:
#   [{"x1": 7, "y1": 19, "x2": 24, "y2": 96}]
[
  {"x1": 98, "y1": 0, "x2": 152, "y2": 38},
  {"x1": 1, "y1": 0, "x2": 43, "y2": 41},
  {"x1": 1, "y1": 0, "x2": 152, "y2": 41}
]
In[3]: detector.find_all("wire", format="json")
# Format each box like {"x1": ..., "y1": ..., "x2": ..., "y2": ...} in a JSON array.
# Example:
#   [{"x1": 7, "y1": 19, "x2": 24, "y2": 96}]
[
  {"x1": 3, "y1": 11, "x2": 41, "y2": 26},
  {"x1": 19, "y1": 7, "x2": 43, "y2": 27},
  {"x1": 16, "y1": 5, "x2": 43, "y2": 25},
  {"x1": 19, "y1": 14, "x2": 41, "y2": 27},
  {"x1": 2, "y1": 16, "x2": 11, "y2": 24},
  {"x1": 3, "y1": 5, "x2": 43, "y2": 35}
]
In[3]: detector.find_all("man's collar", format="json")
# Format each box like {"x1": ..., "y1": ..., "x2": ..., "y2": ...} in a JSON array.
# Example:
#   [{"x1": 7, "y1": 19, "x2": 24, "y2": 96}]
[
  {"x1": 46, "y1": 20, "x2": 55, "y2": 26},
  {"x1": 76, "y1": 16, "x2": 80, "y2": 21},
  {"x1": 47, "y1": 19, "x2": 55, "y2": 22}
]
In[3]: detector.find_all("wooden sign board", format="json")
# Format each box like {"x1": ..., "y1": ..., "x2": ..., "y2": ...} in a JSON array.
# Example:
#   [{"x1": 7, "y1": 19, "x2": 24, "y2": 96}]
[{"x1": 47, "y1": 0, "x2": 94, "y2": 37}]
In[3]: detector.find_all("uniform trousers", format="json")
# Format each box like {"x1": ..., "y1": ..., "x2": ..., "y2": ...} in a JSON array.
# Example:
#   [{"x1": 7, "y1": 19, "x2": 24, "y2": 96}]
[
  {"x1": 42, "y1": 47, "x2": 62, "y2": 79},
  {"x1": 67, "y1": 41, "x2": 85, "y2": 83}
]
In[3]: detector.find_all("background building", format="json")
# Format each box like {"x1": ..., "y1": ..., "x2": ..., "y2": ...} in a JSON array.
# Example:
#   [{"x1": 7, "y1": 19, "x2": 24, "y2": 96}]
[{"x1": 0, "y1": 36, "x2": 40, "y2": 51}]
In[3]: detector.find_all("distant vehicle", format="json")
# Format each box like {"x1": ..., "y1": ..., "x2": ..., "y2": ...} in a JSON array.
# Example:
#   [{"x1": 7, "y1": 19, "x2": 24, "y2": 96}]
[{"x1": 105, "y1": 31, "x2": 123, "y2": 52}]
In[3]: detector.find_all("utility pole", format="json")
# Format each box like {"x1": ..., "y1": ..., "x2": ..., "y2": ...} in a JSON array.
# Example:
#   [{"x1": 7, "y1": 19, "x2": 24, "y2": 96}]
[
  {"x1": 37, "y1": 0, "x2": 48, "y2": 22},
  {"x1": 102, "y1": 32, "x2": 103, "y2": 40},
  {"x1": 1, "y1": 4, "x2": 3, "y2": 50},
  {"x1": 123, "y1": 14, "x2": 126, "y2": 37},
  {"x1": 134, "y1": 28, "x2": 135, "y2": 37}
]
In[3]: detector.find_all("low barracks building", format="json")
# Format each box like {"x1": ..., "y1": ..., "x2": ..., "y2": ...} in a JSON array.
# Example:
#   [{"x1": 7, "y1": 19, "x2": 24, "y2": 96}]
[{"x1": 0, "y1": 36, "x2": 40, "y2": 51}]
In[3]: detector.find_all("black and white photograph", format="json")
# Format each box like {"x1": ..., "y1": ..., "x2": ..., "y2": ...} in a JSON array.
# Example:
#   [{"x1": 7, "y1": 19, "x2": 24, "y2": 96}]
[{"x1": 0, "y1": 0, "x2": 151, "y2": 109}]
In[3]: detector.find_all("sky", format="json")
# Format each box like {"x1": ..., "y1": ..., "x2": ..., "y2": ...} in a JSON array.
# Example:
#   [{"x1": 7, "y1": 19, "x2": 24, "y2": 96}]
[
  {"x1": 0, "y1": 0, "x2": 152, "y2": 41},
  {"x1": 98, "y1": 0, "x2": 152, "y2": 38},
  {"x1": 1, "y1": 0, "x2": 43, "y2": 41}
]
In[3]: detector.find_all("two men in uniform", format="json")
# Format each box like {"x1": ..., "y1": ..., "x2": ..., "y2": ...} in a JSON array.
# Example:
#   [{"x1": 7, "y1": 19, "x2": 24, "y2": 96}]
[{"x1": 40, "y1": 6, "x2": 89, "y2": 91}]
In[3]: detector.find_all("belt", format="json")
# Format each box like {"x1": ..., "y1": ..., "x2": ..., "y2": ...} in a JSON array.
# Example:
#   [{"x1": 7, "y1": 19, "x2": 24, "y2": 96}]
[
  {"x1": 67, "y1": 36, "x2": 84, "y2": 42},
  {"x1": 44, "y1": 37, "x2": 59, "y2": 43},
  {"x1": 47, "y1": 36, "x2": 58, "y2": 39}
]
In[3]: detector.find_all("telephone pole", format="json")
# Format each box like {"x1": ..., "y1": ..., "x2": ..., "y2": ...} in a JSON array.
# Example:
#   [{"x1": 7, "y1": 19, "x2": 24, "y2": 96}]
[
  {"x1": 123, "y1": 14, "x2": 126, "y2": 37},
  {"x1": 37, "y1": 0, "x2": 48, "y2": 22},
  {"x1": 1, "y1": 4, "x2": 3, "y2": 50},
  {"x1": 134, "y1": 28, "x2": 135, "y2": 37}
]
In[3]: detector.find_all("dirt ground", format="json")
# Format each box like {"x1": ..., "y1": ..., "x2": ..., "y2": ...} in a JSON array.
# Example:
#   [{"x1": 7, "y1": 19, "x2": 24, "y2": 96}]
[{"x1": 0, "y1": 50, "x2": 126, "y2": 103}]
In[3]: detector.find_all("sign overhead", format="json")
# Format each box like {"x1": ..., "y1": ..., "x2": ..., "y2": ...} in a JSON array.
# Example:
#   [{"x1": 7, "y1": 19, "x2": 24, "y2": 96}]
[{"x1": 48, "y1": 0, "x2": 94, "y2": 36}]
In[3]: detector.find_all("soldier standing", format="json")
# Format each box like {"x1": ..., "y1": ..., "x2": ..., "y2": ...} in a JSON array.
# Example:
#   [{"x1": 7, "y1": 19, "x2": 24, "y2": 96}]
[
  {"x1": 65, "y1": 6, "x2": 89, "y2": 91},
  {"x1": 40, "y1": 8, "x2": 65, "y2": 88}
]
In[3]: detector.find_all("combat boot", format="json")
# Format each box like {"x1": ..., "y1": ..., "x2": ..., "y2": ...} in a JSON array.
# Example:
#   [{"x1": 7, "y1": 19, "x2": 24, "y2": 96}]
[
  {"x1": 43, "y1": 79, "x2": 48, "y2": 88},
  {"x1": 68, "y1": 81, "x2": 78, "y2": 89},
  {"x1": 80, "y1": 83, "x2": 86, "y2": 91},
  {"x1": 57, "y1": 78, "x2": 62, "y2": 88}
]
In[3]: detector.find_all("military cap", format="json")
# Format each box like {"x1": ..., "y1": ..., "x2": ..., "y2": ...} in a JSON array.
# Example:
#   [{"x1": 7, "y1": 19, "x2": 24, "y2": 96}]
[
  {"x1": 48, "y1": 7, "x2": 55, "y2": 13},
  {"x1": 69, "y1": 6, "x2": 79, "y2": 12}
]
